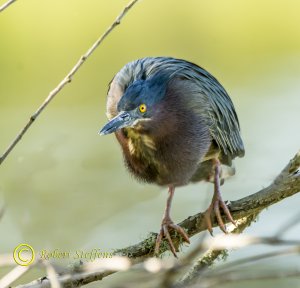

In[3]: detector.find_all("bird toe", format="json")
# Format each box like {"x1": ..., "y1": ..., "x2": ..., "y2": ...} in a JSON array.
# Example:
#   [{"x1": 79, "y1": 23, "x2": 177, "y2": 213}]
[{"x1": 154, "y1": 221, "x2": 189, "y2": 257}]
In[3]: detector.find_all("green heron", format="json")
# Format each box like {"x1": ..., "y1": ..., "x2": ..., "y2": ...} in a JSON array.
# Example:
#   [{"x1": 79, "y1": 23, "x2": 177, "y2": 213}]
[{"x1": 100, "y1": 57, "x2": 245, "y2": 257}]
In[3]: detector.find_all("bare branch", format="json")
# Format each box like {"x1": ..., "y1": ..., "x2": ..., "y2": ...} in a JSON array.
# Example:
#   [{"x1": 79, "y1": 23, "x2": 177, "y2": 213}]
[
  {"x1": 0, "y1": 265, "x2": 32, "y2": 288},
  {"x1": 114, "y1": 151, "x2": 300, "y2": 259},
  {"x1": 0, "y1": 253, "x2": 15, "y2": 267},
  {"x1": 275, "y1": 211, "x2": 300, "y2": 237},
  {"x1": 15, "y1": 270, "x2": 116, "y2": 288},
  {"x1": 15, "y1": 236, "x2": 300, "y2": 288},
  {"x1": 41, "y1": 261, "x2": 61, "y2": 288},
  {"x1": 202, "y1": 269, "x2": 300, "y2": 288},
  {"x1": 177, "y1": 214, "x2": 258, "y2": 287},
  {"x1": 207, "y1": 246, "x2": 300, "y2": 277},
  {"x1": 0, "y1": 0, "x2": 17, "y2": 13},
  {"x1": 14, "y1": 151, "x2": 300, "y2": 288},
  {"x1": 0, "y1": 0, "x2": 140, "y2": 166}
]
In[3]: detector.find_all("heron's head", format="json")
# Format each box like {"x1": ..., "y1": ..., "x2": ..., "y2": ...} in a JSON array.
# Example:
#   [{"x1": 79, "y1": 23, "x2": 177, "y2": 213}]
[{"x1": 99, "y1": 73, "x2": 169, "y2": 136}]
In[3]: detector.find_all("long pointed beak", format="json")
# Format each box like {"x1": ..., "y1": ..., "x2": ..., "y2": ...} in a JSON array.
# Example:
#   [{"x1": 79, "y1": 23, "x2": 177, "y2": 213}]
[{"x1": 99, "y1": 111, "x2": 132, "y2": 135}]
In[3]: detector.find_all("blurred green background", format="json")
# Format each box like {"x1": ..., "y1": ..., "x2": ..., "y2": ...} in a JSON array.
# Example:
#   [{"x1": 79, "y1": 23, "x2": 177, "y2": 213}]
[{"x1": 0, "y1": 0, "x2": 299, "y2": 287}]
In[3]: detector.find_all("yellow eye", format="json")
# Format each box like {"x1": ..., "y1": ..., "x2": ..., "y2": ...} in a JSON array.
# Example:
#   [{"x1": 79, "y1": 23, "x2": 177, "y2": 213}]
[{"x1": 139, "y1": 104, "x2": 147, "y2": 113}]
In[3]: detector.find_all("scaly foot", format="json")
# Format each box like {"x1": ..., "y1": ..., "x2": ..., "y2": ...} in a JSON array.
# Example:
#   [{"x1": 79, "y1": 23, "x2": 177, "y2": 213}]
[
  {"x1": 204, "y1": 195, "x2": 235, "y2": 235},
  {"x1": 204, "y1": 158, "x2": 236, "y2": 235},
  {"x1": 154, "y1": 217, "x2": 190, "y2": 257}
]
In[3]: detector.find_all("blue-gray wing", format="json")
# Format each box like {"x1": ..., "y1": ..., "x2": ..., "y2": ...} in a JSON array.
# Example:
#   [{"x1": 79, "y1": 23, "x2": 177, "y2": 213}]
[{"x1": 113, "y1": 57, "x2": 245, "y2": 158}]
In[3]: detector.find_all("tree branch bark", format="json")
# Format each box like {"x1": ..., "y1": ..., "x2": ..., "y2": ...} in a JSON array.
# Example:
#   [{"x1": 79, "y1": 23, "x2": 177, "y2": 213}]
[
  {"x1": 115, "y1": 150, "x2": 300, "y2": 259},
  {"x1": 15, "y1": 151, "x2": 300, "y2": 288}
]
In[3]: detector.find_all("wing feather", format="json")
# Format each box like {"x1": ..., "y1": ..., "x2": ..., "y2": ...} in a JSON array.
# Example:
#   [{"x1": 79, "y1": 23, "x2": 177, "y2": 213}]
[{"x1": 113, "y1": 57, "x2": 245, "y2": 158}]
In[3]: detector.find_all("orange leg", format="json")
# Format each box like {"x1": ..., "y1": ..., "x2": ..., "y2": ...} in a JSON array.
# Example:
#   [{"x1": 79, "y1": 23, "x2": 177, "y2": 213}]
[{"x1": 154, "y1": 186, "x2": 190, "y2": 257}]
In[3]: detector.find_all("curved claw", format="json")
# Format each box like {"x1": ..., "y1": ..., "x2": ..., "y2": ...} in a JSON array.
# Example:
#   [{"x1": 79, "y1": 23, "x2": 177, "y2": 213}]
[
  {"x1": 154, "y1": 228, "x2": 164, "y2": 254},
  {"x1": 220, "y1": 201, "x2": 236, "y2": 226},
  {"x1": 214, "y1": 200, "x2": 227, "y2": 233},
  {"x1": 204, "y1": 198, "x2": 235, "y2": 235},
  {"x1": 154, "y1": 221, "x2": 190, "y2": 257},
  {"x1": 204, "y1": 206, "x2": 214, "y2": 236},
  {"x1": 169, "y1": 224, "x2": 190, "y2": 244},
  {"x1": 163, "y1": 225, "x2": 177, "y2": 257}
]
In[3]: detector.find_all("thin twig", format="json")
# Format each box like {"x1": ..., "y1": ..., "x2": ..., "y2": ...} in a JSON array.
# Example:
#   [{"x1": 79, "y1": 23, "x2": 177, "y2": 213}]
[
  {"x1": 41, "y1": 261, "x2": 61, "y2": 288},
  {"x1": 207, "y1": 246, "x2": 300, "y2": 276},
  {"x1": 177, "y1": 214, "x2": 258, "y2": 287},
  {"x1": 178, "y1": 241, "x2": 300, "y2": 288},
  {"x1": 203, "y1": 270, "x2": 300, "y2": 288},
  {"x1": 0, "y1": 0, "x2": 17, "y2": 13},
  {"x1": 0, "y1": 265, "x2": 32, "y2": 288},
  {"x1": 16, "y1": 270, "x2": 116, "y2": 288},
  {"x1": 0, "y1": 253, "x2": 15, "y2": 267},
  {"x1": 275, "y1": 211, "x2": 300, "y2": 238},
  {"x1": 0, "y1": 0, "x2": 140, "y2": 166}
]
